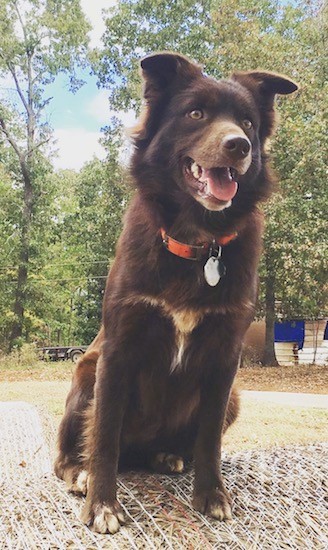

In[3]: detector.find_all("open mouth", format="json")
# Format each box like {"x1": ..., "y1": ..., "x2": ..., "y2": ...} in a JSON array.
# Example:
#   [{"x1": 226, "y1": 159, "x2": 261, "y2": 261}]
[{"x1": 184, "y1": 159, "x2": 238, "y2": 203}]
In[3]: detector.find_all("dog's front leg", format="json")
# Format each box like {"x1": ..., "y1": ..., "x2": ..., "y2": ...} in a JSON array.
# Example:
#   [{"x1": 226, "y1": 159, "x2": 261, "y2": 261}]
[
  {"x1": 192, "y1": 350, "x2": 240, "y2": 521},
  {"x1": 80, "y1": 352, "x2": 128, "y2": 534}
]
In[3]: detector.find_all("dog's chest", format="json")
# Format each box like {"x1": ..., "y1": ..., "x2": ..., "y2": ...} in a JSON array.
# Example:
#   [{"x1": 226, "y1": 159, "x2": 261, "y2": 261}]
[
  {"x1": 169, "y1": 308, "x2": 203, "y2": 370},
  {"x1": 138, "y1": 296, "x2": 205, "y2": 370}
]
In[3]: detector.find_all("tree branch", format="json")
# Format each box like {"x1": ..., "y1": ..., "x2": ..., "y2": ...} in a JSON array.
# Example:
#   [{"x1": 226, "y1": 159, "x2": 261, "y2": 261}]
[
  {"x1": 0, "y1": 116, "x2": 23, "y2": 160},
  {"x1": 13, "y1": 0, "x2": 28, "y2": 44},
  {"x1": 10, "y1": 1, "x2": 39, "y2": 158},
  {"x1": 0, "y1": 117, "x2": 30, "y2": 186},
  {"x1": 0, "y1": 50, "x2": 30, "y2": 118},
  {"x1": 10, "y1": 64, "x2": 31, "y2": 116},
  {"x1": 11, "y1": 1, "x2": 35, "y2": 121},
  {"x1": 28, "y1": 136, "x2": 51, "y2": 157}
]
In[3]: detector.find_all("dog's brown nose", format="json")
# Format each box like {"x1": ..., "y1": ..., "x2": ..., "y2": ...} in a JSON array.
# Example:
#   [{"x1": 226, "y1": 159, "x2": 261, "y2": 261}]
[{"x1": 223, "y1": 135, "x2": 251, "y2": 158}]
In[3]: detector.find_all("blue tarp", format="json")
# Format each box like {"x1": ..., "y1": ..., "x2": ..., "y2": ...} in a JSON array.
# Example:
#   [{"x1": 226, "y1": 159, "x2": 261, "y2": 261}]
[{"x1": 274, "y1": 320, "x2": 305, "y2": 349}]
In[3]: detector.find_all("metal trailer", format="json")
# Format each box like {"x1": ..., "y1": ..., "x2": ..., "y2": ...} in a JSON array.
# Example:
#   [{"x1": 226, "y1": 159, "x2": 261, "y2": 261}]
[{"x1": 38, "y1": 346, "x2": 87, "y2": 362}]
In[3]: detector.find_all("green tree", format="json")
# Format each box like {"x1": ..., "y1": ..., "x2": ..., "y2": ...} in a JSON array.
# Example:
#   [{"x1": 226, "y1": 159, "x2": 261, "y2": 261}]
[
  {"x1": 33, "y1": 151, "x2": 128, "y2": 347},
  {"x1": 261, "y1": 3, "x2": 327, "y2": 364},
  {"x1": 92, "y1": 0, "x2": 326, "y2": 364},
  {"x1": 0, "y1": 154, "x2": 19, "y2": 347},
  {"x1": 0, "y1": 0, "x2": 90, "y2": 348},
  {"x1": 69, "y1": 152, "x2": 128, "y2": 344}
]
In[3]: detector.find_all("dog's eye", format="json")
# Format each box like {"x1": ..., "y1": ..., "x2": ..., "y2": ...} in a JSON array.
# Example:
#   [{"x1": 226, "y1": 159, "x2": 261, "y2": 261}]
[
  {"x1": 242, "y1": 119, "x2": 253, "y2": 129},
  {"x1": 188, "y1": 109, "x2": 204, "y2": 120}
]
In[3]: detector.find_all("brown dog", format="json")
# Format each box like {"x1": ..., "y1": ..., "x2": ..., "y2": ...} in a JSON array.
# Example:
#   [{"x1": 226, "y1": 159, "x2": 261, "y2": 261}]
[{"x1": 55, "y1": 52, "x2": 297, "y2": 534}]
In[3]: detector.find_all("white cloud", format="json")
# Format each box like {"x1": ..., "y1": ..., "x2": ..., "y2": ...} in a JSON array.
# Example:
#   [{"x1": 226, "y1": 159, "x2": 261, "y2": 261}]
[
  {"x1": 52, "y1": 128, "x2": 106, "y2": 171},
  {"x1": 87, "y1": 89, "x2": 137, "y2": 129},
  {"x1": 0, "y1": 74, "x2": 15, "y2": 90},
  {"x1": 115, "y1": 109, "x2": 137, "y2": 130},
  {"x1": 80, "y1": 0, "x2": 117, "y2": 48},
  {"x1": 51, "y1": 100, "x2": 137, "y2": 171},
  {"x1": 86, "y1": 90, "x2": 111, "y2": 123}
]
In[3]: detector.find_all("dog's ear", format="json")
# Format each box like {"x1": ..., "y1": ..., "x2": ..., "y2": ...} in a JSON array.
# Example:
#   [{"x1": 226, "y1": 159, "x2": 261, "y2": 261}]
[
  {"x1": 232, "y1": 70, "x2": 298, "y2": 97},
  {"x1": 128, "y1": 52, "x2": 202, "y2": 141},
  {"x1": 140, "y1": 52, "x2": 202, "y2": 100},
  {"x1": 231, "y1": 70, "x2": 298, "y2": 139}
]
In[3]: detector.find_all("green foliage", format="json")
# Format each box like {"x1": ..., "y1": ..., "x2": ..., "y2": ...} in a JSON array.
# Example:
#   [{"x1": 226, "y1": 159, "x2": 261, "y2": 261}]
[
  {"x1": 0, "y1": 0, "x2": 91, "y2": 85},
  {"x1": 261, "y1": 2, "x2": 328, "y2": 319},
  {"x1": 0, "y1": 157, "x2": 126, "y2": 348},
  {"x1": 94, "y1": 0, "x2": 305, "y2": 109},
  {"x1": 1, "y1": 0, "x2": 326, "y2": 352},
  {"x1": 0, "y1": 0, "x2": 91, "y2": 348},
  {"x1": 44, "y1": 155, "x2": 129, "y2": 345},
  {"x1": 20, "y1": 154, "x2": 129, "y2": 347}
]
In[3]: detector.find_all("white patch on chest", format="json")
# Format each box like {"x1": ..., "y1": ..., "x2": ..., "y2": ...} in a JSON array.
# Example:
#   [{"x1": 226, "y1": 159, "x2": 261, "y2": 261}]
[
  {"x1": 169, "y1": 309, "x2": 203, "y2": 371},
  {"x1": 126, "y1": 295, "x2": 205, "y2": 371}
]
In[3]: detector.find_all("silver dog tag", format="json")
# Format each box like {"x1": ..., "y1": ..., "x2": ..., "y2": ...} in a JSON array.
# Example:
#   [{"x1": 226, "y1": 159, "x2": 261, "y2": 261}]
[
  {"x1": 204, "y1": 256, "x2": 221, "y2": 286},
  {"x1": 204, "y1": 243, "x2": 226, "y2": 287}
]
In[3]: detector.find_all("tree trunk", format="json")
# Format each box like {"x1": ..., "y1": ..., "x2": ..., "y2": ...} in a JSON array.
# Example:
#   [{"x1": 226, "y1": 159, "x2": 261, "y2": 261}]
[
  {"x1": 9, "y1": 50, "x2": 35, "y2": 349},
  {"x1": 262, "y1": 270, "x2": 279, "y2": 366},
  {"x1": 9, "y1": 166, "x2": 33, "y2": 348}
]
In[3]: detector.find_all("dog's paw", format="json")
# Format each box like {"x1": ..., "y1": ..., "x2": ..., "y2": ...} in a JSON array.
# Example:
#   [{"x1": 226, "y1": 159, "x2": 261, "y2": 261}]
[
  {"x1": 68, "y1": 469, "x2": 89, "y2": 496},
  {"x1": 193, "y1": 487, "x2": 232, "y2": 521},
  {"x1": 54, "y1": 459, "x2": 89, "y2": 497},
  {"x1": 151, "y1": 452, "x2": 185, "y2": 474},
  {"x1": 81, "y1": 500, "x2": 126, "y2": 534}
]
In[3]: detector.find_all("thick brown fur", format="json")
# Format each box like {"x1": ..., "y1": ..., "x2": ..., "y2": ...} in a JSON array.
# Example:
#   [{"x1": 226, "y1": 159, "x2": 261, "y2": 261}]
[{"x1": 55, "y1": 52, "x2": 297, "y2": 534}]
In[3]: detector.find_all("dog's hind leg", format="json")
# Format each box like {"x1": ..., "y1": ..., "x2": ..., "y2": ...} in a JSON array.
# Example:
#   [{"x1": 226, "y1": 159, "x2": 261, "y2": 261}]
[
  {"x1": 223, "y1": 383, "x2": 240, "y2": 432},
  {"x1": 54, "y1": 329, "x2": 103, "y2": 494},
  {"x1": 150, "y1": 386, "x2": 239, "y2": 475}
]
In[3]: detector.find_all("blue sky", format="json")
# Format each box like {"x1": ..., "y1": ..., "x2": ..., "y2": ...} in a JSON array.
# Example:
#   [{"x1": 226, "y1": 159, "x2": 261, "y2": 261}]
[
  {"x1": 0, "y1": 1, "x2": 120, "y2": 170},
  {"x1": 43, "y1": 1, "x2": 135, "y2": 171},
  {"x1": 0, "y1": 0, "x2": 134, "y2": 170},
  {"x1": 44, "y1": 70, "x2": 109, "y2": 170},
  {"x1": 45, "y1": 72, "x2": 102, "y2": 133}
]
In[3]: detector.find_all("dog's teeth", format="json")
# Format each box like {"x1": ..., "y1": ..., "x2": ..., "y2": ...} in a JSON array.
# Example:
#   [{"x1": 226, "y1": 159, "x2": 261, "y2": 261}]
[
  {"x1": 229, "y1": 168, "x2": 236, "y2": 180},
  {"x1": 198, "y1": 182, "x2": 207, "y2": 196},
  {"x1": 191, "y1": 162, "x2": 201, "y2": 179}
]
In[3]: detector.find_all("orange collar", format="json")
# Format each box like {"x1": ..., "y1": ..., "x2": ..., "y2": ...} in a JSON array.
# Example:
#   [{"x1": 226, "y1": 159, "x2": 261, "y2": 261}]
[{"x1": 160, "y1": 228, "x2": 237, "y2": 261}]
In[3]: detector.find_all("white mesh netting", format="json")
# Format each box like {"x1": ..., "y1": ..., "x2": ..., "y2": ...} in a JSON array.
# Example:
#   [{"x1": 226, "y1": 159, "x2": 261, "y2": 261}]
[{"x1": 0, "y1": 401, "x2": 327, "y2": 549}]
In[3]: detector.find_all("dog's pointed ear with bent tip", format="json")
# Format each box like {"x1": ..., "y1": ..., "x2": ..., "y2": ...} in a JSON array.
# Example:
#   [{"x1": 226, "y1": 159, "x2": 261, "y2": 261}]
[
  {"x1": 231, "y1": 70, "x2": 299, "y2": 140},
  {"x1": 232, "y1": 70, "x2": 298, "y2": 96},
  {"x1": 140, "y1": 52, "x2": 202, "y2": 100},
  {"x1": 129, "y1": 52, "x2": 202, "y2": 141}
]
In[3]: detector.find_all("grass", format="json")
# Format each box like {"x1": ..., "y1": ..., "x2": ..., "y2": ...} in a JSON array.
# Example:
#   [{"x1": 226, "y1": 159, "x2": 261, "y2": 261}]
[
  {"x1": 1, "y1": 354, "x2": 327, "y2": 392},
  {"x1": 0, "y1": 380, "x2": 70, "y2": 417},
  {"x1": 0, "y1": 357, "x2": 327, "y2": 452},
  {"x1": 223, "y1": 397, "x2": 328, "y2": 451},
  {"x1": 0, "y1": 380, "x2": 326, "y2": 451}
]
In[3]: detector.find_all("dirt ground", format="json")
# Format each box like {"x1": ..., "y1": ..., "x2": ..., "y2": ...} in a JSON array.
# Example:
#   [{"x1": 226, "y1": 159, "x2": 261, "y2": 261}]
[
  {"x1": 1, "y1": 360, "x2": 327, "y2": 394},
  {"x1": 237, "y1": 363, "x2": 328, "y2": 394}
]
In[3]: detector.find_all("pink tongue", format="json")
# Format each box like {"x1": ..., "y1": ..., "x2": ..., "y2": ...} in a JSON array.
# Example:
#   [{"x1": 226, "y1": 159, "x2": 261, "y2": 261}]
[{"x1": 200, "y1": 167, "x2": 238, "y2": 201}]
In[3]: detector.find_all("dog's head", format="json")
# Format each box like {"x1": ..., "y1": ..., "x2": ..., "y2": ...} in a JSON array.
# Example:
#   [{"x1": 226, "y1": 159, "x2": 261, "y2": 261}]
[{"x1": 130, "y1": 52, "x2": 297, "y2": 213}]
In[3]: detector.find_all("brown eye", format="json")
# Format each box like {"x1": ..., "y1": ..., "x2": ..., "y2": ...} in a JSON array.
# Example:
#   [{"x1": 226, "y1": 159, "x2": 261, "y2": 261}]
[
  {"x1": 188, "y1": 109, "x2": 204, "y2": 120},
  {"x1": 243, "y1": 119, "x2": 253, "y2": 129}
]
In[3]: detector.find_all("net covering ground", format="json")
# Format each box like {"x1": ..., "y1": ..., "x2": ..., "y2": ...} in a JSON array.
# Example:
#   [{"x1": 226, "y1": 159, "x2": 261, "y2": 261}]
[{"x1": 0, "y1": 401, "x2": 327, "y2": 549}]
